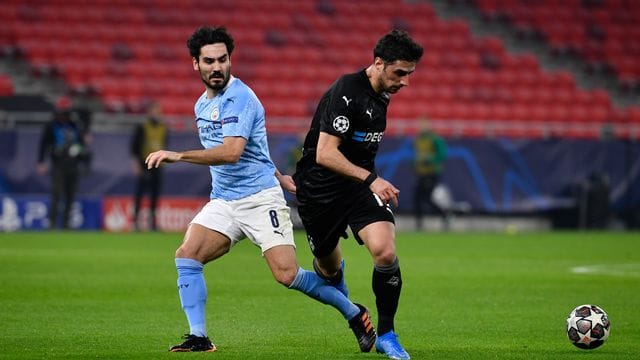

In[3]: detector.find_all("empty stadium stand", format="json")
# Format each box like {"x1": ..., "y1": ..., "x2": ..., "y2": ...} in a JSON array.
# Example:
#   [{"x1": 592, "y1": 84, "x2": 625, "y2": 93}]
[
  {"x1": 475, "y1": 0, "x2": 640, "y2": 88},
  {"x1": 0, "y1": 0, "x2": 639, "y2": 138},
  {"x1": 0, "y1": 74, "x2": 13, "y2": 96}
]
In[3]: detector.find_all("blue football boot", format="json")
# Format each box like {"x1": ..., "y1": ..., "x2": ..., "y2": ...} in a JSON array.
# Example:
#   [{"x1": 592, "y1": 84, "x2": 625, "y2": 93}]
[{"x1": 375, "y1": 331, "x2": 410, "y2": 360}]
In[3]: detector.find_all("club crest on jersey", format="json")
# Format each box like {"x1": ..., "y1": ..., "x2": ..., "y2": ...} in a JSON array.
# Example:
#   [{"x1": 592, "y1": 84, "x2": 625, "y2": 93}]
[
  {"x1": 333, "y1": 116, "x2": 350, "y2": 133},
  {"x1": 210, "y1": 107, "x2": 219, "y2": 121}
]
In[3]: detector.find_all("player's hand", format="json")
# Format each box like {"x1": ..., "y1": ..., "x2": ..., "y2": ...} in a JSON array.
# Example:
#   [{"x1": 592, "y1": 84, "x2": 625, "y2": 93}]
[
  {"x1": 277, "y1": 173, "x2": 297, "y2": 194},
  {"x1": 145, "y1": 150, "x2": 180, "y2": 169},
  {"x1": 370, "y1": 177, "x2": 399, "y2": 207}
]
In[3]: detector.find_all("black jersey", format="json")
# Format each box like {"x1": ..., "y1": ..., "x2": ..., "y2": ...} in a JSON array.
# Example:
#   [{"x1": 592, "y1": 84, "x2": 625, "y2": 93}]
[{"x1": 294, "y1": 69, "x2": 390, "y2": 204}]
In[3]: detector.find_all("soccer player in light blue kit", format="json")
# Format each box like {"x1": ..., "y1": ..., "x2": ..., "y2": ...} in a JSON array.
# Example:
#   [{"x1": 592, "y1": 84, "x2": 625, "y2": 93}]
[{"x1": 145, "y1": 26, "x2": 376, "y2": 353}]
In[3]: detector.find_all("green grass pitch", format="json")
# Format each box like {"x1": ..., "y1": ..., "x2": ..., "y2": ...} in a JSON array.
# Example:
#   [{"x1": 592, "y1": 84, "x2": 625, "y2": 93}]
[{"x1": 1, "y1": 231, "x2": 639, "y2": 359}]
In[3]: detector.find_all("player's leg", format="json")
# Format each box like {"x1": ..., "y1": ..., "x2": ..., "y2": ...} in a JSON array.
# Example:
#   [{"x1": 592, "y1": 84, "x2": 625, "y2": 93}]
[
  {"x1": 263, "y1": 244, "x2": 375, "y2": 352},
  {"x1": 246, "y1": 187, "x2": 375, "y2": 352},
  {"x1": 359, "y1": 221, "x2": 401, "y2": 334},
  {"x1": 358, "y1": 221, "x2": 410, "y2": 359},
  {"x1": 240, "y1": 187, "x2": 355, "y2": 316},
  {"x1": 313, "y1": 246, "x2": 349, "y2": 297},
  {"x1": 312, "y1": 248, "x2": 376, "y2": 352},
  {"x1": 170, "y1": 223, "x2": 230, "y2": 352},
  {"x1": 264, "y1": 245, "x2": 358, "y2": 318},
  {"x1": 298, "y1": 199, "x2": 351, "y2": 297},
  {"x1": 348, "y1": 185, "x2": 409, "y2": 359},
  {"x1": 297, "y1": 198, "x2": 376, "y2": 351},
  {"x1": 170, "y1": 198, "x2": 244, "y2": 352}
]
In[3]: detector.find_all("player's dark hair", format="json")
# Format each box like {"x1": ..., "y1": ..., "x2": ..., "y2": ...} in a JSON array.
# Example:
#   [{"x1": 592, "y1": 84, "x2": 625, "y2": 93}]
[
  {"x1": 187, "y1": 26, "x2": 235, "y2": 60},
  {"x1": 373, "y1": 29, "x2": 423, "y2": 64}
]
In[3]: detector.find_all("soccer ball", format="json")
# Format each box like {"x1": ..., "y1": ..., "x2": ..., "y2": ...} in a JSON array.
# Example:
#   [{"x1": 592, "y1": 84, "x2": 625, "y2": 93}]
[{"x1": 566, "y1": 304, "x2": 610, "y2": 349}]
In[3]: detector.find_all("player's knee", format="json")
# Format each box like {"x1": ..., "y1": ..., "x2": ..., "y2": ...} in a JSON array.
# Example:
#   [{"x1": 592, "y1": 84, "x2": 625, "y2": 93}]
[
  {"x1": 374, "y1": 249, "x2": 397, "y2": 266},
  {"x1": 175, "y1": 245, "x2": 192, "y2": 259},
  {"x1": 274, "y1": 267, "x2": 298, "y2": 287},
  {"x1": 175, "y1": 244, "x2": 206, "y2": 261}
]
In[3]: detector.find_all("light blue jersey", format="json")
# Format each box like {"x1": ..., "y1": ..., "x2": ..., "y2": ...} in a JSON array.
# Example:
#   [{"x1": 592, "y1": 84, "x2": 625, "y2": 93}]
[{"x1": 194, "y1": 77, "x2": 278, "y2": 200}]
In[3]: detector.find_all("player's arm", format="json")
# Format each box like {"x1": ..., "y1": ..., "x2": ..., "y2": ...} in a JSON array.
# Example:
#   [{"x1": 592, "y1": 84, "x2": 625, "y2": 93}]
[
  {"x1": 145, "y1": 136, "x2": 246, "y2": 168},
  {"x1": 316, "y1": 131, "x2": 399, "y2": 206}
]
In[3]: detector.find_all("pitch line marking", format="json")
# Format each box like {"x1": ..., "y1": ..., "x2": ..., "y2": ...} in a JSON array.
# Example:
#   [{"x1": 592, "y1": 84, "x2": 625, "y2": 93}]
[{"x1": 570, "y1": 263, "x2": 640, "y2": 277}]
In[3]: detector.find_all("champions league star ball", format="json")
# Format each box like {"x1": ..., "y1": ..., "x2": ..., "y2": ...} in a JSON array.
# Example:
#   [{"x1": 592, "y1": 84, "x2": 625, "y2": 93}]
[{"x1": 566, "y1": 304, "x2": 610, "y2": 349}]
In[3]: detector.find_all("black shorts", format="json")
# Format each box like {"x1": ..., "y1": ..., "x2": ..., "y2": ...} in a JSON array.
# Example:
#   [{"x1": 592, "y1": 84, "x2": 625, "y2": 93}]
[{"x1": 297, "y1": 185, "x2": 395, "y2": 258}]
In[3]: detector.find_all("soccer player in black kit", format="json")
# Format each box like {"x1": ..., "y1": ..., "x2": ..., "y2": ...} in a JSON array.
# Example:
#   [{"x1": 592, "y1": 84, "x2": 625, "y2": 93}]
[{"x1": 293, "y1": 30, "x2": 423, "y2": 359}]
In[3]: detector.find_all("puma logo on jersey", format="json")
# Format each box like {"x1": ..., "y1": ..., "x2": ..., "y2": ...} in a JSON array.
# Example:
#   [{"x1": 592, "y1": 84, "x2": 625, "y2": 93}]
[
  {"x1": 307, "y1": 234, "x2": 315, "y2": 252},
  {"x1": 366, "y1": 109, "x2": 373, "y2": 119},
  {"x1": 273, "y1": 230, "x2": 284, "y2": 237},
  {"x1": 342, "y1": 96, "x2": 352, "y2": 106}
]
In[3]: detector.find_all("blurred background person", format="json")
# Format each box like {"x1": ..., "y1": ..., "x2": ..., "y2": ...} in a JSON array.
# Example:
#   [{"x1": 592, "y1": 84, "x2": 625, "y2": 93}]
[
  {"x1": 413, "y1": 119, "x2": 450, "y2": 231},
  {"x1": 130, "y1": 101, "x2": 167, "y2": 231},
  {"x1": 74, "y1": 104, "x2": 94, "y2": 176},
  {"x1": 36, "y1": 96, "x2": 89, "y2": 229}
]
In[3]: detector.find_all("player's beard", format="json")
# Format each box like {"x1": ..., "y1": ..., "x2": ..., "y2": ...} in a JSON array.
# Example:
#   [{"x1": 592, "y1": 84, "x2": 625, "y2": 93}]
[
  {"x1": 374, "y1": 73, "x2": 402, "y2": 94},
  {"x1": 382, "y1": 77, "x2": 402, "y2": 94},
  {"x1": 202, "y1": 68, "x2": 230, "y2": 91},
  {"x1": 385, "y1": 85, "x2": 401, "y2": 94}
]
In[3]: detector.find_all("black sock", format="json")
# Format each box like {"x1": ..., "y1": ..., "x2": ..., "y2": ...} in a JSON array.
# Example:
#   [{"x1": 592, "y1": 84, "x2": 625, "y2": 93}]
[{"x1": 372, "y1": 258, "x2": 402, "y2": 336}]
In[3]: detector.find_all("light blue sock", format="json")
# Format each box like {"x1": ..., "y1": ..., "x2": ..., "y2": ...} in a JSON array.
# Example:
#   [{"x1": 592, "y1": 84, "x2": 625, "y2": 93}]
[
  {"x1": 175, "y1": 258, "x2": 207, "y2": 337},
  {"x1": 289, "y1": 267, "x2": 359, "y2": 320}
]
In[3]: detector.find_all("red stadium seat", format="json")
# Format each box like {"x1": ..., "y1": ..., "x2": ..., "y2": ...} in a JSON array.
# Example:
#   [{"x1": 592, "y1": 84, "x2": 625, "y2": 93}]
[
  {"x1": 477, "y1": 0, "x2": 640, "y2": 86},
  {"x1": 1, "y1": 0, "x2": 634, "y2": 138},
  {"x1": 628, "y1": 107, "x2": 640, "y2": 123},
  {"x1": 0, "y1": 75, "x2": 13, "y2": 96}
]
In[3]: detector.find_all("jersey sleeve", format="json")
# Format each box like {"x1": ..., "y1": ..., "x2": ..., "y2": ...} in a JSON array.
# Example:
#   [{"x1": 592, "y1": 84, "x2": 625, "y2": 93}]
[
  {"x1": 319, "y1": 77, "x2": 357, "y2": 140},
  {"x1": 220, "y1": 88, "x2": 258, "y2": 140}
]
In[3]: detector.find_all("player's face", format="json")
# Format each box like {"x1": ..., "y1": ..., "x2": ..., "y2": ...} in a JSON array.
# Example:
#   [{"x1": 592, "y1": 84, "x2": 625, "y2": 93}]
[
  {"x1": 377, "y1": 59, "x2": 417, "y2": 94},
  {"x1": 193, "y1": 43, "x2": 231, "y2": 92}
]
